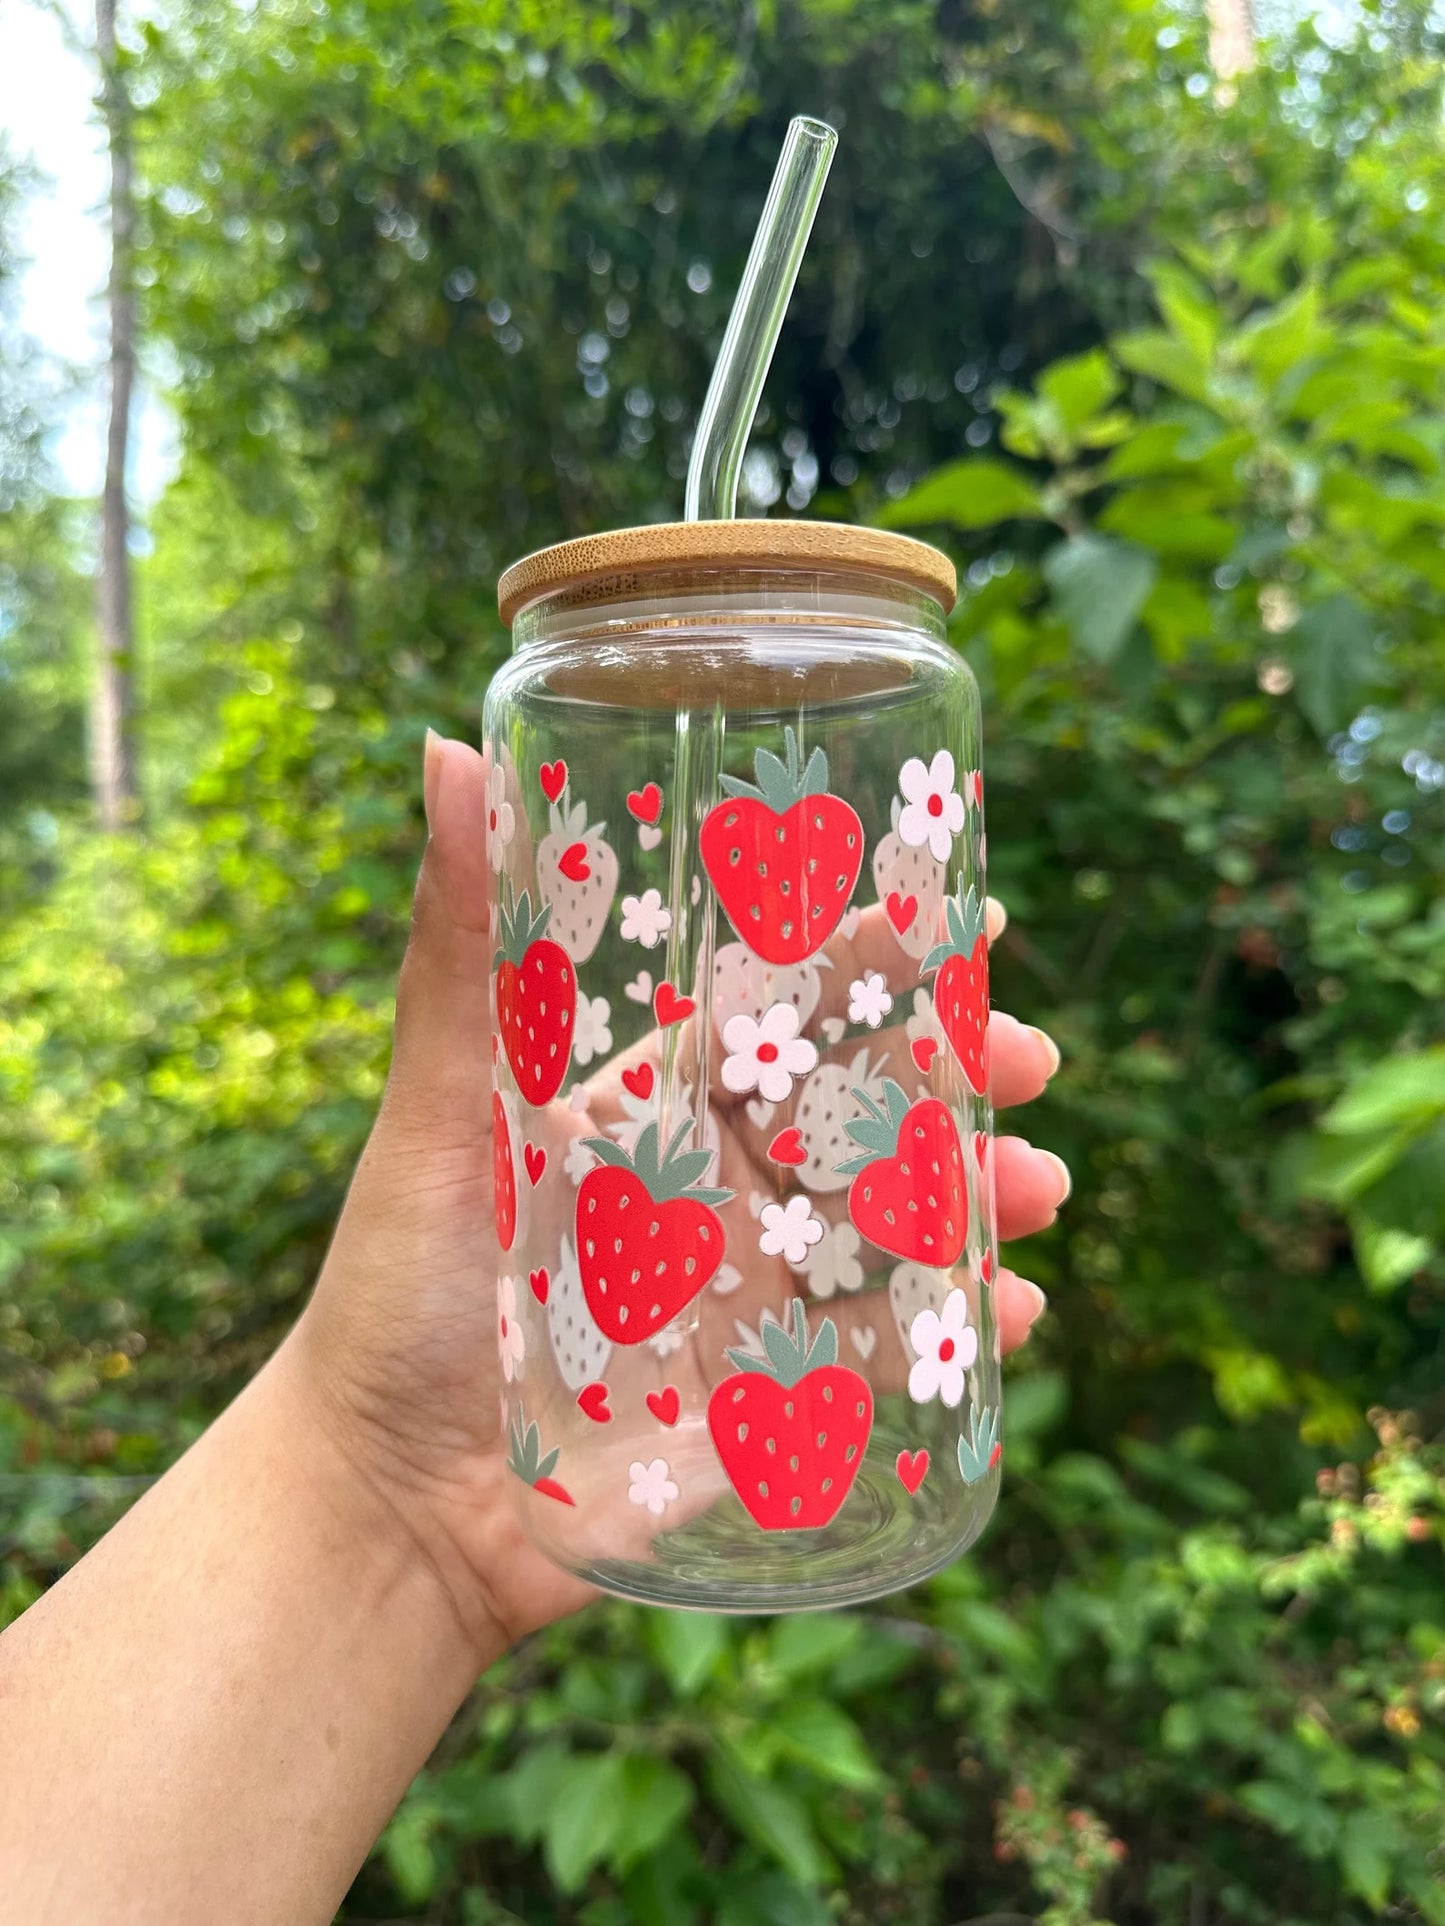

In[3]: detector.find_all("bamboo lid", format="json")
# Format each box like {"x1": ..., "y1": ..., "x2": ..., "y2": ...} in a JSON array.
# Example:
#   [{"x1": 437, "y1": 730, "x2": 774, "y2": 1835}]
[{"x1": 496, "y1": 520, "x2": 956, "y2": 626}]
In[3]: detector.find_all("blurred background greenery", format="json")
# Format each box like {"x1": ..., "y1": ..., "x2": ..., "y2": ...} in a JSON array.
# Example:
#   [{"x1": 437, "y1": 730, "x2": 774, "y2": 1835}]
[{"x1": 2, "y1": 0, "x2": 1444, "y2": 1920}]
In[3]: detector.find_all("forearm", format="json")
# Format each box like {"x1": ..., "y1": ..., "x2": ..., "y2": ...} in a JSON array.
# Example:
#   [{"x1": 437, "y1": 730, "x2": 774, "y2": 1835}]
[{"x1": 0, "y1": 1339, "x2": 496, "y2": 1926}]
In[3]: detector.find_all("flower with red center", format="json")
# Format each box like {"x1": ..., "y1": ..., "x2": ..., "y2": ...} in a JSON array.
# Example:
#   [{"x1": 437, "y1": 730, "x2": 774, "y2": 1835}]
[
  {"x1": 898, "y1": 749, "x2": 967, "y2": 862},
  {"x1": 720, "y1": 1000, "x2": 818, "y2": 1104},
  {"x1": 907, "y1": 1289, "x2": 978, "y2": 1406}
]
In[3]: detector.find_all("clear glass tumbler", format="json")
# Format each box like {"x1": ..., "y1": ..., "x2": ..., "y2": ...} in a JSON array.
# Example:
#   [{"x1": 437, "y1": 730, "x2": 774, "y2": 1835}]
[{"x1": 485, "y1": 521, "x2": 998, "y2": 1612}]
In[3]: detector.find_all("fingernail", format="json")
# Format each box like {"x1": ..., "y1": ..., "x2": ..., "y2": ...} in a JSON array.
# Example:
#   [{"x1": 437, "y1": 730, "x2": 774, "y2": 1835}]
[
  {"x1": 1039, "y1": 1149, "x2": 1072, "y2": 1204},
  {"x1": 985, "y1": 895, "x2": 1008, "y2": 941},
  {"x1": 423, "y1": 728, "x2": 444, "y2": 835},
  {"x1": 1020, "y1": 1278, "x2": 1048, "y2": 1323},
  {"x1": 1027, "y1": 1025, "x2": 1061, "y2": 1078}
]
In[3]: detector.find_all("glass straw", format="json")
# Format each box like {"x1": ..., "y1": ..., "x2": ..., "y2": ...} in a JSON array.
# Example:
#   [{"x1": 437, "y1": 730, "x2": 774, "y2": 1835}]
[{"x1": 684, "y1": 115, "x2": 838, "y2": 521}]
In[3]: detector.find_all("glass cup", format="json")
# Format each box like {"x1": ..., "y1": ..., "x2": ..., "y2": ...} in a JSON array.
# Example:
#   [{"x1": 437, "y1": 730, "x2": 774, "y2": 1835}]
[{"x1": 485, "y1": 521, "x2": 998, "y2": 1612}]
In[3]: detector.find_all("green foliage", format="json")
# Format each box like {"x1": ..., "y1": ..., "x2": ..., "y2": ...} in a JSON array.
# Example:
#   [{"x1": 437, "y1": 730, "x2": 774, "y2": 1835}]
[{"x1": 3, "y1": 1, "x2": 1445, "y2": 1922}]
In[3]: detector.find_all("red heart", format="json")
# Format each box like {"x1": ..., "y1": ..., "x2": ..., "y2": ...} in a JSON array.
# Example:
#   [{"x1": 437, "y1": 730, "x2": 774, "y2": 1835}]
[
  {"x1": 621, "y1": 1061, "x2": 655, "y2": 1100},
  {"x1": 895, "y1": 1448, "x2": 929, "y2": 1495},
  {"x1": 539, "y1": 760, "x2": 568, "y2": 803},
  {"x1": 646, "y1": 1386, "x2": 681, "y2": 1426},
  {"x1": 910, "y1": 1036, "x2": 938, "y2": 1075},
  {"x1": 886, "y1": 890, "x2": 918, "y2": 936},
  {"x1": 981, "y1": 1248, "x2": 995, "y2": 1285},
  {"x1": 653, "y1": 982, "x2": 694, "y2": 1027},
  {"x1": 973, "y1": 1130, "x2": 989, "y2": 1169},
  {"x1": 528, "y1": 1267, "x2": 550, "y2": 1305},
  {"x1": 968, "y1": 770, "x2": 984, "y2": 808},
  {"x1": 627, "y1": 782, "x2": 663, "y2": 826},
  {"x1": 559, "y1": 840, "x2": 591, "y2": 882},
  {"x1": 767, "y1": 1126, "x2": 807, "y2": 1167},
  {"x1": 524, "y1": 1142, "x2": 546, "y2": 1186},
  {"x1": 577, "y1": 1381, "x2": 611, "y2": 1423}
]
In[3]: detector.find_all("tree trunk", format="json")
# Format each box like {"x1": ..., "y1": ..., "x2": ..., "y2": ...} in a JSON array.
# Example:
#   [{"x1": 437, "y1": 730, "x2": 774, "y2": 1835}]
[
  {"x1": 1207, "y1": 0, "x2": 1255, "y2": 82},
  {"x1": 93, "y1": 0, "x2": 139, "y2": 830}
]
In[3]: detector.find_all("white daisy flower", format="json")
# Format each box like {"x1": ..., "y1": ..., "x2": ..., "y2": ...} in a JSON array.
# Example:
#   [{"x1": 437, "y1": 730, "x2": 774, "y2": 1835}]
[
  {"x1": 793, "y1": 1219, "x2": 864, "y2": 1299},
  {"x1": 720, "y1": 1001, "x2": 818, "y2": 1104},
  {"x1": 572, "y1": 990, "x2": 613, "y2": 1067},
  {"x1": 897, "y1": 749, "x2": 966, "y2": 863},
  {"x1": 907, "y1": 1290, "x2": 977, "y2": 1407},
  {"x1": 486, "y1": 763, "x2": 516, "y2": 872},
  {"x1": 497, "y1": 1274, "x2": 525, "y2": 1382},
  {"x1": 847, "y1": 970, "x2": 894, "y2": 1030},
  {"x1": 620, "y1": 888, "x2": 672, "y2": 948},
  {"x1": 759, "y1": 1194, "x2": 826, "y2": 1267},
  {"x1": 563, "y1": 1136, "x2": 597, "y2": 1187},
  {"x1": 628, "y1": 1457, "x2": 680, "y2": 1517}
]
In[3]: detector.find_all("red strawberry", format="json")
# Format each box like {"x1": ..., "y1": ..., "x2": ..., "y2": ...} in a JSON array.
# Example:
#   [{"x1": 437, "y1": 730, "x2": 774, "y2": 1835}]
[
  {"x1": 494, "y1": 889, "x2": 575, "y2": 1106},
  {"x1": 505, "y1": 1404, "x2": 575, "y2": 1506},
  {"x1": 924, "y1": 885, "x2": 989, "y2": 1096},
  {"x1": 575, "y1": 1121, "x2": 734, "y2": 1344},
  {"x1": 700, "y1": 727, "x2": 862, "y2": 965},
  {"x1": 837, "y1": 1077, "x2": 968, "y2": 1267},
  {"x1": 707, "y1": 1299, "x2": 873, "y2": 1531},
  {"x1": 493, "y1": 1091, "x2": 517, "y2": 1251}
]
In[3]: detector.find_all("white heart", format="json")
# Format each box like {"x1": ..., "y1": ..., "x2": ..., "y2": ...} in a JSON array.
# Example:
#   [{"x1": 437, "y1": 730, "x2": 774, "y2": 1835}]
[
  {"x1": 625, "y1": 971, "x2": 653, "y2": 1004},
  {"x1": 745, "y1": 1097, "x2": 773, "y2": 1130},
  {"x1": 850, "y1": 1325, "x2": 878, "y2": 1360},
  {"x1": 691, "y1": 874, "x2": 702, "y2": 905},
  {"x1": 638, "y1": 823, "x2": 663, "y2": 851},
  {"x1": 840, "y1": 906, "x2": 862, "y2": 940},
  {"x1": 567, "y1": 1083, "x2": 589, "y2": 1113},
  {"x1": 821, "y1": 1016, "x2": 847, "y2": 1045},
  {"x1": 712, "y1": 1262, "x2": 743, "y2": 1297}
]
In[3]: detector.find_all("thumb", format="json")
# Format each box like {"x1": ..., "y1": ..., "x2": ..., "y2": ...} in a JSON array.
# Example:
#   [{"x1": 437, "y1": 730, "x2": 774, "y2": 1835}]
[{"x1": 381, "y1": 731, "x2": 496, "y2": 1147}]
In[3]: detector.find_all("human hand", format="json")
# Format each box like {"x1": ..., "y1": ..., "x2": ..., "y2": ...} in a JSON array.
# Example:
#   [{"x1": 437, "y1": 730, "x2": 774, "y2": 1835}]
[{"x1": 290, "y1": 734, "x2": 1067, "y2": 1660}]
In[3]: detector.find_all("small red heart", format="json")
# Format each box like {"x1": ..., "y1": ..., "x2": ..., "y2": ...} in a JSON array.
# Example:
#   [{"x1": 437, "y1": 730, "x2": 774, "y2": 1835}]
[
  {"x1": 981, "y1": 1249, "x2": 995, "y2": 1285},
  {"x1": 886, "y1": 890, "x2": 918, "y2": 936},
  {"x1": 524, "y1": 1143, "x2": 546, "y2": 1186},
  {"x1": 627, "y1": 782, "x2": 663, "y2": 826},
  {"x1": 528, "y1": 1267, "x2": 550, "y2": 1305},
  {"x1": 621, "y1": 1061, "x2": 655, "y2": 1100},
  {"x1": 911, "y1": 1036, "x2": 938, "y2": 1075},
  {"x1": 989, "y1": 1440, "x2": 1003, "y2": 1469},
  {"x1": 539, "y1": 759, "x2": 568, "y2": 803},
  {"x1": 646, "y1": 1386, "x2": 681, "y2": 1426},
  {"x1": 968, "y1": 770, "x2": 984, "y2": 808},
  {"x1": 577, "y1": 1382, "x2": 611, "y2": 1423},
  {"x1": 767, "y1": 1126, "x2": 807, "y2": 1167},
  {"x1": 896, "y1": 1449, "x2": 929, "y2": 1495},
  {"x1": 973, "y1": 1130, "x2": 989, "y2": 1169},
  {"x1": 653, "y1": 982, "x2": 694, "y2": 1027},
  {"x1": 559, "y1": 840, "x2": 591, "y2": 883}
]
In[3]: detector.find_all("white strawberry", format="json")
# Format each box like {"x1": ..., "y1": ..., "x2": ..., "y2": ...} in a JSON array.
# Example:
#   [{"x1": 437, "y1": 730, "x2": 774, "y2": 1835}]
[
  {"x1": 872, "y1": 796, "x2": 947, "y2": 961},
  {"x1": 888, "y1": 1261, "x2": 942, "y2": 1358},
  {"x1": 547, "y1": 1231, "x2": 613, "y2": 1390},
  {"x1": 536, "y1": 796, "x2": 618, "y2": 963},
  {"x1": 709, "y1": 941, "x2": 826, "y2": 1038},
  {"x1": 793, "y1": 1044, "x2": 888, "y2": 1193}
]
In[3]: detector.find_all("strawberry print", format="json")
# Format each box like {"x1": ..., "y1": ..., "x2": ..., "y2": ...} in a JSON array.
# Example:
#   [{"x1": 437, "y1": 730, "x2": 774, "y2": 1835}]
[
  {"x1": 956, "y1": 1404, "x2": 1002, "y2": 1485},
  {"x1": 707, "y1": 1298, "x2": 873, "y2": 1531},
  {"x1": 872, "y1": 796, "x2": 947, "y2": 962},
  {"x1": 536, "y1": 794, "x2": 619, "y2": 964},
  {"x1": 547, "y1": 1232, "x2": 612, "y2": 1390},
  {"x1": 794, "y1": 1044, "x2": 888, "y2": 1194},
  {"x1": 700, "y1": 726, "x2": 863, "y2": 965},
  {"x1": 494, "y1": 889, "x2": 575, "y2": 1106},
  {"x1": 923, "y1": 884, "x2": 990, "y2": 1096},
  {"x1": 493, "y1": 1090, "x2": 518, "y2": 1251},
  {"x1": 837, "y1": 1077, "x2": 968, "y2": 1267},
  {"x1": 575, "y1": 1121, "x2": 734, "y2": 1344},
  {"x1": 505, "y1": 1404, "x2": 574, "y2": 1505}
]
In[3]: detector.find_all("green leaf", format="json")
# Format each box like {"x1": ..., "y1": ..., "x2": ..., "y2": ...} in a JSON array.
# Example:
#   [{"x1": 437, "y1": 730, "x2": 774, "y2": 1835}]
[
  {"x1": 544, "y1": 1751, "x2": 628, "y2": 1893},
  {"x1": 1002, "y1": 1368, "x2": 1068, "y2": 1441},
  {"x1": 1290, "y1": 595, "x2": 1379, "y2": 736},
  {"x1": 1043, "y1": 535, "x2": 1158, "y2": 663},
  {"x1": 1324, "y1": 1050, "x2": 1445, "y2": 1133},
  {"x1": 1350, "y1": 1213, "x2": 1434, "y2": 1293},
  {"x1": 877, "y1": 458, "x2": 1043, "y2": 531},
  {"x1": 1037, "y1": 348, "x2": 1123, "y2": 432},
  {"x1": 1236, "y1": 283, "x2": 1326, "y2": 384},
  {"x1": 611, "y1": 1755, "x2": 697, "y2": 1873},
  {"x1": 706, "y1": 1750, "x2": 828, "y2": 1888},
  {"x1": 1115, "y1": 328, "x2": 1213, "y2": 404},
  {"x1": 649, "y1": 1610, "x2": 729, "y2": 1697},
  {"x1": 767, "y1": 1611, "x2": 863, "y2": 1682},
  {"x1": 382, "y1": 1807, "x2": 438, "y2": 1905},
  {"x1": 772, "y1": 1698, "x2": 880, "y2": 1789},
  {"x1": 1341, "y1": 1808, "x2": 1397, "y2": 1909}
]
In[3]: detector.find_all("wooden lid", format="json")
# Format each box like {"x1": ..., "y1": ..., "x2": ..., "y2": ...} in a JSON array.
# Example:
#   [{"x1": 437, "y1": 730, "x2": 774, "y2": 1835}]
[{"x1": 496, "y1": 519, "x2": 956, "y2": 626}]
